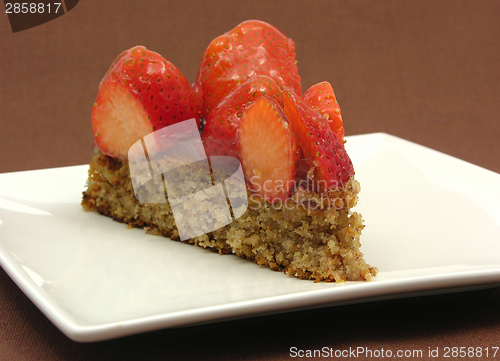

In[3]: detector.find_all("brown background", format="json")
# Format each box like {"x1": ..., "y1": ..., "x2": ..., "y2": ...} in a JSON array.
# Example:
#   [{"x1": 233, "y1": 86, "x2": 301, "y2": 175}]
[{"x1": 1, "y1": 0, "x2": 499, "y2": 360}]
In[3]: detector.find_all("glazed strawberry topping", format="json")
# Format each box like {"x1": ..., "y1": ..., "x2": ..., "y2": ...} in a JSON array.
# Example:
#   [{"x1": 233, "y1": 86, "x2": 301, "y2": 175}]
[
  {"x1": 92, "y1": 46, "x2": 198, "y2": 159},
  {"x1": 283, "y1": 89, "x2": 354, "y2": 188},
  {"x1": 303, "y1": 81, "x2": 344, "y2": 141},
  {"x1": 201, "y1": 75, "x2": 285, "y2": 158},
  {"x1": 196, "y1": 20, "x2": 301, "y2": 118},
  {"x1": 191, "y1": 80, "x2": 204, "y2": 121},
  {"x1": 91, "y1": 21, "x2": 355, "y2": 202},
  {"x1": 238, "y1": 96, "x2": 297, "y2": 203}
]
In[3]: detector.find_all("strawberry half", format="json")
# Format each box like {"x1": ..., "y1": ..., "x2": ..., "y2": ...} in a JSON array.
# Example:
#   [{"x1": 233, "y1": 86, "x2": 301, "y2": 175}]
[
  {"x1": 283, "y1": 89, "x2": 354, "y2": 189},
  {"x1": 303, "y1": 81, "x2": 344, "y2": 141},
  {"x1": 238, "y1": 96, "x2": 297, "y2": 203},
  {"x1": 196, "y1": 20, "x2": 301, "y2": 118},
  {"x1": 201, "y1": 75, "x2": 285, "y2": 158},
  {"x1": 92, "y1": 46, "x2": 199, "y2": 159},
  {"x1": 191, "y1": 80, "x2": 204, "y2": 122}
]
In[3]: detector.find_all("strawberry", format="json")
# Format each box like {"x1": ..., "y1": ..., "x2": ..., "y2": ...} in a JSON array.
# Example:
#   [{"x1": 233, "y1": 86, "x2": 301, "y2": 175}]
[
  {"x1": 283, "y1": 89, "x2": 354, "y2": 189},
  {"x1": 191, "y1": 80, "x2": 204, "y2": 122},
  {"x1": 238, "y1": 96, "x2": 297, "y2": 203},
  {"x1": 196, "y1": 20, "x2": 301, "y2": 118},
  {"x1": 201, "y1": 75, "x2": 285, "y2": 158},
  {"x1": 92, "y1": 45, "x2": 199, "y2": 159},
  {"x1": 302, "y1": 81, "x2": 344, "y2": 141}
]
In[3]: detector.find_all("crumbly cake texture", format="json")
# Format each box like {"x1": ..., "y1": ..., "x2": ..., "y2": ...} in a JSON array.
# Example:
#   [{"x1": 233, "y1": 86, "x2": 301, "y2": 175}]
[{"x1": 81, "y1": 154, "x2": 378, "y2": 282}]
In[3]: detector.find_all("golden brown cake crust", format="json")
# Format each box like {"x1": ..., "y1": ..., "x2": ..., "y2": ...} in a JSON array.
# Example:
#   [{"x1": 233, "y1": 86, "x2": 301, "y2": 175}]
[{"x1": 82, "y1": 154, "x2": 378, "y2": 282}]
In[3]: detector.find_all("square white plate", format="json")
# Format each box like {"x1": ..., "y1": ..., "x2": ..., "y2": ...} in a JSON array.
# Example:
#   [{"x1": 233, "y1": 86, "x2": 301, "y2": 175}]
[{"x1": 1, "y1": 133, "x2": 499, "y2": 342}]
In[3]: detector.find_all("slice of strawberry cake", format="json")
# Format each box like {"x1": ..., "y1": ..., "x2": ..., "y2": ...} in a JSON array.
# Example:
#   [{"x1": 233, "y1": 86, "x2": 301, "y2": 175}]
[{"x1": 82, "y1": 20, "x2": 377, "y2": 282}]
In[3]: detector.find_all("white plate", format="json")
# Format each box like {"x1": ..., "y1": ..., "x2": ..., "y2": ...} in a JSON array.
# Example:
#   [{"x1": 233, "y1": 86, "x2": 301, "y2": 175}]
[{"x1": 1, "y1": 133, "x2": 499, "y2": 342}]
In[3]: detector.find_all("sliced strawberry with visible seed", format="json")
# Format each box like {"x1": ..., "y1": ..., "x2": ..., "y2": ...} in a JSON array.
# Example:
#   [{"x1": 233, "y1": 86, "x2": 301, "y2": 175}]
[
  {"x1": 197, "y1": 20, "x2": 301, "y2": 118},
  {"x1": 202, "y1": 75, "x2": 285, "y2": 158},
  {"x1": 92, "y1": 82, "x2": 154, "y2": 158},
  {"x1": 283, "y1": 89, "x2": 354, "y2": 189},
  {"x1": 303, "y1": 81, "x2": 344, "y2": 141},
  {"x1": 191, "y1": 80, "x2": 204, "y2": 122},
  {"x1": 92, "y1": 46, "x2": 199, "y2": 159},
  {"x1": 238, "y1": 96, "x2": 297, "y2": 203}
]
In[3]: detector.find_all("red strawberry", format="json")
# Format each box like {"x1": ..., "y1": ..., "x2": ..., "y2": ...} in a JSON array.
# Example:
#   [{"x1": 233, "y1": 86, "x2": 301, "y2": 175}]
[
  {"x1": 303, "y1": 81, "x2": 344, "y2": 141},
  {"x1": 196, "y1": 20, "x2": 301, "y2": 118},
  {"x1": 191, "y1": 80, "x2": 204, "y2": 122},
  {"x1": 283, "y1": 89, "x2": 354, "y2": 189},
  {"x1": 92, "y1": 46, "x2": 199, "y2": 159},
  {"x1": 201, "y1": 75, "x2": 285, "y2": 158},
  {"x1": 238, "y1": 96, "x2": 297, "y2": 203}
]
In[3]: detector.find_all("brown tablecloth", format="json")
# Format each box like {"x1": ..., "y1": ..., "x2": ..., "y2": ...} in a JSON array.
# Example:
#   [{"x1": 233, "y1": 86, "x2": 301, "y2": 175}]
[{"x1": 1, "y1": 1, "x2": 499, "y2": 359}]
